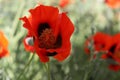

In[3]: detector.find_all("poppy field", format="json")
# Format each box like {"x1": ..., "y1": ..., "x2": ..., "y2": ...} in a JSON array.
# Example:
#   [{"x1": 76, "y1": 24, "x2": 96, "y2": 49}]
[{"x1": 0, "y1": 0, "x2": 120, "y2": 80}]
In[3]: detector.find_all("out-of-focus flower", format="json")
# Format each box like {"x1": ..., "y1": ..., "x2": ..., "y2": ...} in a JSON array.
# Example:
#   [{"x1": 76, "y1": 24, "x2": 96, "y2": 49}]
[
  {"x1": 105, "y1": 0, "x2": 120, "y2": 9},
  {"x1": 0, "y1": 31, "x2": 9, "y2": 58},
  {"x1": 84, "y1": 32, "x2": 112, "y2": 54},
  {"x1": 109, "y1": 64, "x2": 120, "y2": 71},
  {"x1": 20, "y1": 5, "x2": 74, "y2": 63},
  {"x1": 59, "y1": 0, "x2": 71, "y2": 8},
  {"x1": 84, "y1": 32, "x2": 120, "y2": 71},
  {"x1": 102, "y1": 33, "x2": 120, "y2": 71}
]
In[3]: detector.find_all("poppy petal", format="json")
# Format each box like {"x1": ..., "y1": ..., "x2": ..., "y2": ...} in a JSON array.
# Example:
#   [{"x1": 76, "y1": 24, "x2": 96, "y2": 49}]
[
  {"x1": 36, "y1": 47, "x2": 49, "y2": 62},
  {"x1": 29, "y1": 5, "x2": 59, "y2": 34},
  {"x1": 53, "y1": 13, "x2": 74, "y2": 61},
  {"x1": 109, "y1": 64, "x2": 120, "y2": 71},
  {"x1": 0, "y1": 31, "x2": 9, "y2": 58},
  {"x1": 105, "y1": 0, "x2": 120, "y2": 9}
]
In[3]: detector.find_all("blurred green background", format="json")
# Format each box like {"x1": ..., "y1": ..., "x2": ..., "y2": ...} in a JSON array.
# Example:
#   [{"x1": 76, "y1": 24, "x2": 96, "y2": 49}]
[{"x1": 0, "y1": 0, "x2": 120, "y2": 80}]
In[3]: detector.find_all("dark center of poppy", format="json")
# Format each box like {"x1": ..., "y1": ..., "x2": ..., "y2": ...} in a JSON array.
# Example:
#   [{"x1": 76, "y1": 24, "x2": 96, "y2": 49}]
[
  {"x1": 38, "y1": 28, "x2": 56, "y2": 49},
  {"x1": 38, "y1": 23, "x2": 62, "y2": 51},
  {"x1": 109, "y1": 44, "x2": 116, "y2": 53},
  {"x1": 108, "y1": 44, "x2": 120, "y2": 58},
  {"x1": 38, "y1": 23, "x2": 50, "y2": 36},
  {"x1": 46, "y1": 52, "x2": 57, "y2": 56}
]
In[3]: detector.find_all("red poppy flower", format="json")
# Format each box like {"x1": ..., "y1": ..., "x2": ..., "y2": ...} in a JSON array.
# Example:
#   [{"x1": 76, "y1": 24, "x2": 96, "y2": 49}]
[
  {"x1": 84, "y1": 32, "x2": 112, "y2": 54},
  {"x1": 102, "y1": 33, "x2": 120, "y2": 71},
  {"x1": 20, "y1": 5, "x2": 74, "y2": 63},
  {"x1": 59, "y1": 0, "x2": 71, "y2": 8},
  {"x1": 105, "y1": 0, "x2": 120, "y2": 9},
  {"x1": 0, "y1": 31, "x2": 9, "y2": 58}
]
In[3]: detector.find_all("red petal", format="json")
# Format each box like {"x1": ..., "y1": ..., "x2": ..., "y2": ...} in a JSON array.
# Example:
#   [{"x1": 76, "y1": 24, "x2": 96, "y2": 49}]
[
  {"x1": 109, "y1": 64, "x2": 120, "y2": 71},
  {"x1": 53, "y1": 13, "x2": 74, "y2": 61},
  {"x1": 93, "y1": 32, "x2": 112, "y2": 51},
  {"x1": 105, "y1": 0, "x2": 120, "y2": 9},
  {"x1": 113, "y1": 33, "x2": 120, "y2": 42},
  {"x1": 101, "y1": 54, "x2": 109, "y2": 59},
  {"x1": 0, "y1": 48, "x2": 9, "y2": 58},
  {"x1": 0, "y1": 31, "x2": 9, "y2": 58},
  {"x1": 20, "y1": 17, "x2": 32, "y2": 30},
  {"x1": 36, "y1": 47, "x2": 49, "y2": 63},
  {"x1": 29, "y1": 5, "x2": 59, "y2": 36},
  {"x1": 59, "y1": 0, "x2": 70, "y2": 8},
  {"x1": 34, "y1": 39, "x2": 49, "y2": 63}
]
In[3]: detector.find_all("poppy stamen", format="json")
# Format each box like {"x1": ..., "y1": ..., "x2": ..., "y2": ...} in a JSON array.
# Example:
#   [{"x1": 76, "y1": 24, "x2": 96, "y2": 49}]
[
  {"x1": 38, "y1": 28, "x2": 56, "y2": 49},
  {"x1": 38, "y1": 23, "x2": 50, "y2": 36},
  {"x1": 109, "y1": 44, "x2": 116, "y2": 53}
]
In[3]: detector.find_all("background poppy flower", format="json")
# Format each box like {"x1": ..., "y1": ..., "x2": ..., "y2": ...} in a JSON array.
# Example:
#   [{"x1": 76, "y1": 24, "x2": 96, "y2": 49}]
[
  {"x1": 105, "y1": 0, "x2": 120, "y2": 9},
  {"x1": 59, "y1": 0, "x2": 71, "y2": 8},
  {"x1": 102, "y1": 33, "x2": 120, "y2": 71},
  {"x1": 20, "y1": 5, "x2": 74, "y2": 63},
  {"x1": 0, "y1": 31, "x2": 9, "y2": 58},
  {"x1": 84, "y1": 32, "x2": 112, "y2": 54},
  {"x1": 85, "y1": 33, "x2": 120, "y2": 71}
]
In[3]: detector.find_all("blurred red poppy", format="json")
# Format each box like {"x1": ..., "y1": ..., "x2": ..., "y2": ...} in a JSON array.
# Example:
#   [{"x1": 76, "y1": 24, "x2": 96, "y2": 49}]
[
  {"x1": 59, "y1": 0, "x2": 71, "y2": 8},
  {"x1": 105, "y1": 0, "x2": 120, "y2": 9},
  {"x1": 84, "y1": 32, "x2": 112, "y2": 54},
  {"x1": 20, "y1": 5, "x2": 74, "y2": 63},
  {"x1": 0, "y1": 31, "x2": 9, "y2": 58},
  {"x1": 102, "y1": 33, "x2": 120, "y2": 71}
]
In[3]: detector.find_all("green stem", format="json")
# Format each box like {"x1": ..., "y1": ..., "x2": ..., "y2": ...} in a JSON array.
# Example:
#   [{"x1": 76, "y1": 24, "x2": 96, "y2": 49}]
[
  {"x1": 12, "y1": 0, "x2": 25, "y2": 37},
  {"x1": 47, "y1": 63, "x2": 51, "y2": 80},
  {"x1": 83, "y1": 71, "x2": 89, "y2": 80},
  {"x1": 44, "y1": 62, "x2": 51, "y2": 80},
  {"x1": 17, "y1": 53, "x2": 35, "y2": 80},
  {"x1": 83, "y1": 37, "x2": 95, "y2": 80}
]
